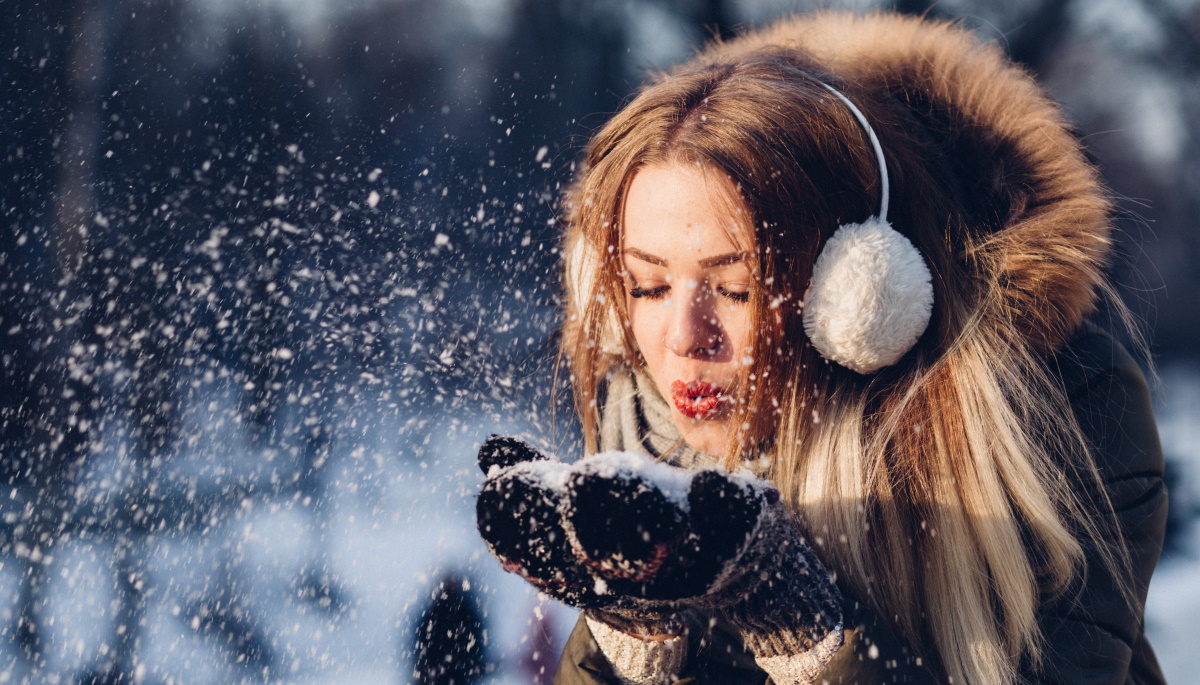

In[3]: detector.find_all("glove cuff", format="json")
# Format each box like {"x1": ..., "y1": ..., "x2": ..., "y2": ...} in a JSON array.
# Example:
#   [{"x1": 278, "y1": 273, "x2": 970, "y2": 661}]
[
  {"x1": 753, "y1": 625, "x2": 844, "y2": 685},
  {"x1": 585, "y1": 615, "x2": 687, "y2": 685}
]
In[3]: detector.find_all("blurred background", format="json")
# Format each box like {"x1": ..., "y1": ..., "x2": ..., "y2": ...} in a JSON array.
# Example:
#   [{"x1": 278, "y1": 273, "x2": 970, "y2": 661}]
[{"x1": 1, "y1": 0, "x2": 1198, "y2": 682}]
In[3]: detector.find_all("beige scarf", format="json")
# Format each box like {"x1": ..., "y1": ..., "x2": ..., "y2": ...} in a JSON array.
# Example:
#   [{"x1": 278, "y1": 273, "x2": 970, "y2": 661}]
[{"x1": 596, "y1": 364, "x2": 723, "y2": 471}]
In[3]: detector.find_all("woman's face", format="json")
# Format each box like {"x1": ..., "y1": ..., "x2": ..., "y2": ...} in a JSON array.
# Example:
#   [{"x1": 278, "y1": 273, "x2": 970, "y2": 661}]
[{"x1": 621, "y1": 161, "x2": 756, "y2": 456}]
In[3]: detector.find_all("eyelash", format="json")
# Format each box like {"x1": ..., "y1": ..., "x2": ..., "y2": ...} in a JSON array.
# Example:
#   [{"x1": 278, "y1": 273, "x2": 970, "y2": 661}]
[
  {"x1": 628, "y1": 286, "x2": 669, "y2": 300},
  {"x1": 721, "y1": 287, "x2": 751, "y2": 304},
  {"x1": 628, "y1": 285, "x2": 750, "y2": 304}
]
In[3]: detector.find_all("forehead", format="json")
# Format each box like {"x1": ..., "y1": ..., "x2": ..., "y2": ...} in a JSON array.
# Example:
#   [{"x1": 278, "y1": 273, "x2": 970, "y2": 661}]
[{"x1": 620, "y1": 161, "x2": 752, "y2": 256}]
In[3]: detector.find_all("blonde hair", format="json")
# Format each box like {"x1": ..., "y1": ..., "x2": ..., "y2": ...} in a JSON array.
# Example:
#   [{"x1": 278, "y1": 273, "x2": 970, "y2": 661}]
[{"x1": 559, "y1": 13, "x2": 1135, "y2": 685}]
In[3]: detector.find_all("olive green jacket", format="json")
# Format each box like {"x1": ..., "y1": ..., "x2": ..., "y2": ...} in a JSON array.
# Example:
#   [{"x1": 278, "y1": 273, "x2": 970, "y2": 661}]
[{"x1": 552, "y1": 326, "x2": 1167, "y2": 685}]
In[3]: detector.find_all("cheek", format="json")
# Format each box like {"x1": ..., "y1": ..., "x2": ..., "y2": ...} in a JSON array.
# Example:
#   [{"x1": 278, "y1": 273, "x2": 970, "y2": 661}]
[
  {"x1": 626, "y1": 299, "x2": 655, "y2": 350},
  {"x1": 627, "y1": 299, "x2": 667, "y2": 371},
  {"x1": 726, "y1": 307, "x2": 755, "y2": 356}
]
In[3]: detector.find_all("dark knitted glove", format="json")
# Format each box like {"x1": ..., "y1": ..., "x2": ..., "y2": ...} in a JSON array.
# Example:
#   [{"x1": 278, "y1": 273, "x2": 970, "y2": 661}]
[
  {"x1": 475, "y1": 436, "x2": 682, "y2": 635},
  {"x1": 476, "y1": 435, "x2": 843, "y2": 669}
]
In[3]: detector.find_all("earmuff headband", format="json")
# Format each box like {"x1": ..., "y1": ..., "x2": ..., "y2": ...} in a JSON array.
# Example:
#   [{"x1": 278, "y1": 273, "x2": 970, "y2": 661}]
[
  {"x1": 802, "y1": 83, "x2": 934, "y2": 374},
  {"x1": 819, "y1": 83, "x2": 889, "y2": 222}
]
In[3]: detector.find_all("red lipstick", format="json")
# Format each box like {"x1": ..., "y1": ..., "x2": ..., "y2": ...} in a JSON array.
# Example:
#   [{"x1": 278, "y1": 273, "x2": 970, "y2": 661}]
[{"x1": 670, "y1": 380, "x2": 728, "y2": 419}]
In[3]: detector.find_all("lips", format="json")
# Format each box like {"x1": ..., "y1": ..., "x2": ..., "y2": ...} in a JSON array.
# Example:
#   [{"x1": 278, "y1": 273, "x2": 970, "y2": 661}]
[{"x1": 670, "y1": 380, "x2": 729, "y2": 419}]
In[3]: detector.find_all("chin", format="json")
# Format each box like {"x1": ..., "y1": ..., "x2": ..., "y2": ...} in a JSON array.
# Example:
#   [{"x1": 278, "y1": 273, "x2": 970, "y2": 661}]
[{"x1": 675, "y1": 417, "x2": 730, "y2": 457}]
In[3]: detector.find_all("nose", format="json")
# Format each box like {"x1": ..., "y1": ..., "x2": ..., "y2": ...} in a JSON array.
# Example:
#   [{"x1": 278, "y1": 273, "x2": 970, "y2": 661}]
[{"x1": 664, "y1": 282, "x2": 723, "y2": 358}]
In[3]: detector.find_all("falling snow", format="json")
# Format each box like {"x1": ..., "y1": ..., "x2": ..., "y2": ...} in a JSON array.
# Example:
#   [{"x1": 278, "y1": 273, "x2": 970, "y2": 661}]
[{"x1": 2, "y1": 0, "x2": 1199, "y2": 683}]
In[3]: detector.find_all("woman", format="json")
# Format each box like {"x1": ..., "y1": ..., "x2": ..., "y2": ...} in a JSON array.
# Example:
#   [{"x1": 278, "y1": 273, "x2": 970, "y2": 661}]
[{"x1": 477, "y1": 11, "x2": 1167, "y2": 685}]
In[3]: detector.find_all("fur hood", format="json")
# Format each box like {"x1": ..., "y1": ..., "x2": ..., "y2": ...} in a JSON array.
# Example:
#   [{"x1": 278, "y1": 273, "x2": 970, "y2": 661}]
[
  {"x1": 701, "y1": 12, "x2": 1113, "y2": 354},
  {"x1": 564, "y1": 12, "x2": 1114, "y2": 359}
]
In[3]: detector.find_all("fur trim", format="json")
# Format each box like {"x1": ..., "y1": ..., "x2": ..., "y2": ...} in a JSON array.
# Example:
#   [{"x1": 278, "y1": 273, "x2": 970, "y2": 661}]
[
  {"x1": 803, "y1": 218, "x2": 934, "y2": 373},
  {"x1": 563, "y1": 12, "x2": 1113, "y2": 357},
  {"x1": 710, "y1": 12, "x2": 1113, "y2": 352}
]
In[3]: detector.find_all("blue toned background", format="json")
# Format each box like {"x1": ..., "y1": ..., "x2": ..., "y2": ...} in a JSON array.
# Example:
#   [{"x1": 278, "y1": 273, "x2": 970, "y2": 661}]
[{"x1": 1, "y1": 0, "x2": 1198, "y2": 682}]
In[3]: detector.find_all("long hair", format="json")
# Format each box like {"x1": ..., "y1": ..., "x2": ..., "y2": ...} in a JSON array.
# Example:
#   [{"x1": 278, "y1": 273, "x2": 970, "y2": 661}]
[{"x1": 560, "y1": 12, "x2": 1134, "y2": 685}]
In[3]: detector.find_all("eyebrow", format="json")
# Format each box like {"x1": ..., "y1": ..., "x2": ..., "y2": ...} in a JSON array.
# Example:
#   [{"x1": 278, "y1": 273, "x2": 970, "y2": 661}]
[
  {"x1": 699, "y1": 251, "x2": 749, "y2": 268},
  {"x1": 621, "y1": 247, "x2": 666, "y2": 266},
  {"x1": 621, "y1": 248, "x2": 748, "y2": 269}
]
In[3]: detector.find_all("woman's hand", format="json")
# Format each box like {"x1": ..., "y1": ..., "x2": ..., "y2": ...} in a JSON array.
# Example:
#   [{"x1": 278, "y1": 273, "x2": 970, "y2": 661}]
[{"x1": 475, "y1": 435, "x2": 844, "y2": 679}]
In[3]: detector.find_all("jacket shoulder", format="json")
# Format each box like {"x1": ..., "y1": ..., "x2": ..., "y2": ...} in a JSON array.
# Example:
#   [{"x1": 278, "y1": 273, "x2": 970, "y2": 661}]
[
  {"x1": 1054, "y1": 324, "x2": 1164, "y2": 487},
  {"x1": 1033, "y1": 324, "x2": 1168, "y2": 685}
]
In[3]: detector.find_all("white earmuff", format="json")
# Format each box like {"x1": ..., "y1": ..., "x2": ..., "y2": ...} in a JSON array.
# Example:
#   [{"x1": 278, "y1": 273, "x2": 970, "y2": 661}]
[{"x1": 801, "y1": 84, "x2": 934, "y2": 374}]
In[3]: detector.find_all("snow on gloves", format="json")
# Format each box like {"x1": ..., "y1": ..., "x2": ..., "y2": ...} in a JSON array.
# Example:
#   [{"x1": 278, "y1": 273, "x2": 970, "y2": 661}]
[{"x1": 474, "y1": 435, "x2": 844, "y2": 679}]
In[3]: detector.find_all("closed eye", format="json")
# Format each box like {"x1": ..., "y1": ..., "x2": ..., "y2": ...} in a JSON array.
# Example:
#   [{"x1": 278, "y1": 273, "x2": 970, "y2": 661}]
[
  {"x1": 629, "y1": 285, "x2": 670, "y2": 300},
  {"x1": 718, "y1": 285, "x2": 749, "y2": 303}
]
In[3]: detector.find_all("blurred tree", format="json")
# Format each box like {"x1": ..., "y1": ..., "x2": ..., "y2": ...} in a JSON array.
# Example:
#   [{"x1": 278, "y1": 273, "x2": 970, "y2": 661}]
[
  {"x1": 0, "y1": 0, "x2": 114, "y2": 674},
  {"x1": 411, "y1": 574, "x2": 488, "y2": 685},
  {"x1": 0, "y1": 0, "x2": 104, "y2": 484}
]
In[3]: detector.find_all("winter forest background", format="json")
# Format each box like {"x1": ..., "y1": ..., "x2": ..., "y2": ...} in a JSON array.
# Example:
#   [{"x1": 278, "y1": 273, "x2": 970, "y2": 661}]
[{"x1": 1, "y1": 0, "x2": 1199, "y2": 682}]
